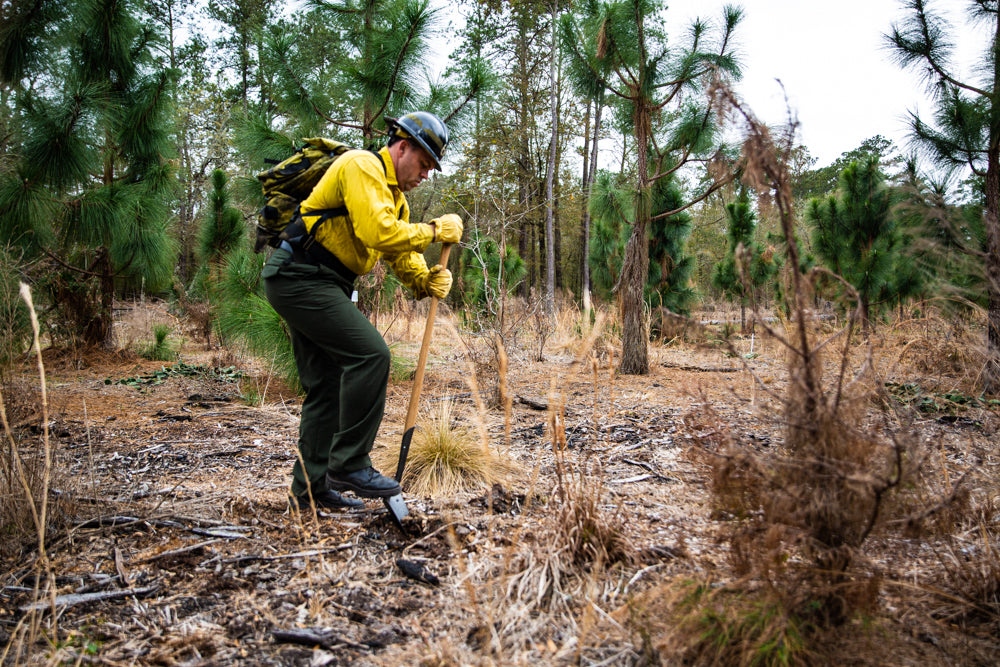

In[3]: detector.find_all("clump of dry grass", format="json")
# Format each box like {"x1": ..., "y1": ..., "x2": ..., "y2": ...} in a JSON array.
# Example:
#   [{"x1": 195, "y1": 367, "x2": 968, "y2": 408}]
[
  {"x1": 391, "y1": 399, "x2": 517, "y2": 497},
  {"x1": 933, "y1": 525, "x2": 1000, "y2": 630},
  {"x1": 0, "y1": 379, "x2": 46, "y2": 558},
  {"x1": 887, "y1": 305, "x2": 988, "y2": 391}
]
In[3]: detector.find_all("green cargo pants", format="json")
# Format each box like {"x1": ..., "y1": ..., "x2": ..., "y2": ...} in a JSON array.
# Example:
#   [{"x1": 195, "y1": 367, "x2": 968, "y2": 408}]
[{"x1": 262, "y1": 248, "x2": 391, "y2": 497}]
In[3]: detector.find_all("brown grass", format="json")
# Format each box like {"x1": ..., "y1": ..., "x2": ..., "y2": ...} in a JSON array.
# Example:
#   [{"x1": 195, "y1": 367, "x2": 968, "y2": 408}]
[{"x1": 392, "y1": 399, "x2": 518, "y2": 497}]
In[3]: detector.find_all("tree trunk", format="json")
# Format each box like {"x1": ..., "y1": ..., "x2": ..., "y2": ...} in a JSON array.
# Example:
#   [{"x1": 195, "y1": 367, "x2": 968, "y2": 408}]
[
  {"x1": 619, "y1": 102, "x2": 651, "y2": 375},
  {"x1": 983, "y1": 15, "x2": 1000, "y2": 395},
  {"x1": 984, "y1": 128, "x2": 1000, "y2": 395},
  {"x1": 543, "y1": 1, "x2": 557, "y2": 317},
  {"x1": 582, "y1": 94, "x2": 602, "y2": 319}
]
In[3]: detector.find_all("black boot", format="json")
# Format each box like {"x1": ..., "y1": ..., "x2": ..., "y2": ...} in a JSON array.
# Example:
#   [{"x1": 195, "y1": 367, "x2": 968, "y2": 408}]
[
  {"x1": 291, "y1": 489, "x2": 364, "y2": 510},
  {"x1": 326, "y1": 467, "x2": 401, "y2": 498}
]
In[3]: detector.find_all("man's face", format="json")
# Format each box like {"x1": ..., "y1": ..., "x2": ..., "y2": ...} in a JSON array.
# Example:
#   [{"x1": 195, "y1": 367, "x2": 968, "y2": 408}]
[{"x1": 395, "y1": 140, "x2": 436, "y2": 192}]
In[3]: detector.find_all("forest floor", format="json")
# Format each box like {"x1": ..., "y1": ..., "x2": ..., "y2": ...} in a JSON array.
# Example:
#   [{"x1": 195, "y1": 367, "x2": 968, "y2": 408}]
[{"x1": 1, "y1": 299, "x2": 999, "y2": 666}]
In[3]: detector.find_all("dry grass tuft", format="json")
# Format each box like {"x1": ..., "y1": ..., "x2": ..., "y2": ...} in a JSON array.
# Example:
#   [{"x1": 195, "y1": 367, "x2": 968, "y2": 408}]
[
  {"x1": 887, "y1": 305, "x2": 988, "y2": 392},
  {"x1": 933, "y1": 524, "x2": 1000, "y2": 630},
  {"x1": 0, "y1": 379, "x2": 48, "y2": 558},
  {"x1": 549, "y1": 456, "x2": 637, "y2": 569},
  {"x1": 395, "y1": 399, "x2": 518, "y2": 497}
]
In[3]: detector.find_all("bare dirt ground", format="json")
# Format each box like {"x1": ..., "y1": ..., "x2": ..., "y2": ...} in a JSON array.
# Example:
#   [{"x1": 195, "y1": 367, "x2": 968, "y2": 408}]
[{"x1": 2, "y1": 299, "x2": 999, "y2": 665}]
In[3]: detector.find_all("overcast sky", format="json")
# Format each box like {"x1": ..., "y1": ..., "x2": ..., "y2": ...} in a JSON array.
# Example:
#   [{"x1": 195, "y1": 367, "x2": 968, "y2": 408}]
[{"x1": 662, "y1": 0, "x2": 987, "y2": 166}]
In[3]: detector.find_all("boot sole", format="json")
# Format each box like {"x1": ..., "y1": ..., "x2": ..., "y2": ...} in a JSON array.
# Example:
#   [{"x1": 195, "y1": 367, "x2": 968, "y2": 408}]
[
  {"x1": 296, "y1": 499, "x2": 364, "y2": 510},
  {"x1": 326, "y1": 479, "x2": 401, "y2": 498}
]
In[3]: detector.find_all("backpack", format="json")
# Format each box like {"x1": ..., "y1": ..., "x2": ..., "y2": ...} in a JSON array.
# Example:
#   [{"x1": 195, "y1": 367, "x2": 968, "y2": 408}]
[{"x1": 254, "y1": 137, "x2": 352, "y2": 252}]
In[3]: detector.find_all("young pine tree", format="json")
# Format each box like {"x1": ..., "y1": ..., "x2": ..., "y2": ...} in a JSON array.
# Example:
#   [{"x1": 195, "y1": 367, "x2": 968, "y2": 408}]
[
  {"x1": 712, "y1": 189, "x2": 779, "y2": 333},
  {"x1": 647, "y1": 172, "x2": 697, "y2": 316},
  {"x1": 805, "y1": 157, "x2": 914, "y2": 334}
]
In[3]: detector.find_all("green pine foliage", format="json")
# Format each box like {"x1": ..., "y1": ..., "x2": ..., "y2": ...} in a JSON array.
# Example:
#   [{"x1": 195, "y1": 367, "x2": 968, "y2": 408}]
[
  {"x1": 805, "y1": 157, "x2": 918, "y2": 331},
  {"x1": 647, "y1": 174, "x2": 697, "y2": 316},
  {"x1": 588, "y1": 169, "x2": 700, "y2": 316},
  {"x1": 461, "y1": 227, "x2": 527, "y2": 309},
  {"x1": 198, "y1": 169, "x2": 247, "y2": 265},
  {"x1": 0, "y1": 0, "x2": 177, "y2": 346},
  {"x1": 895, "y1": 163, "x2": 987, "y2": 309},
  {"x1": 712, "y1": 189, "x2": 780, "y2": 330},
  {"x1": 214, "y1": 245, "x2": 298, "y2": 385},
  {"x1": 588, "y1": 171, "x2": 631, "y2": 302}
]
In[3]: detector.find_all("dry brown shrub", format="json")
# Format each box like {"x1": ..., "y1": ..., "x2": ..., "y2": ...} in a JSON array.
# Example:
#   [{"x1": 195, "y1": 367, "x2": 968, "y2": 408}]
[{"x1": 677, "y1": 82, "x2": 933, "y2": 644}]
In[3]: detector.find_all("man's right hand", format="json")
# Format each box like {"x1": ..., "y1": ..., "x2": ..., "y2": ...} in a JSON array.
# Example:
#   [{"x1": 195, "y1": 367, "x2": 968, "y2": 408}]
[{"x1": 432, "y1": 214, "x2": 463, "y2": 244}]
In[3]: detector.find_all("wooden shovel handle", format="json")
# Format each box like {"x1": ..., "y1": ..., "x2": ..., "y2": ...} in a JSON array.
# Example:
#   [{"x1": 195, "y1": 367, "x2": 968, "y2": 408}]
[{"x1": 404, "y1": 244, "x2": 452, "y2": 432}]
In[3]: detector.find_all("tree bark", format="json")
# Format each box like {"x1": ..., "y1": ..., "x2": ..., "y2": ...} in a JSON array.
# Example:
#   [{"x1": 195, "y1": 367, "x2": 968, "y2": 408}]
[
  {"x1": 543, "y1": 1, "x2": 558, "y2": 317},
  {"x1": 984, "y1": 15, "x2": 1000, "y2": 395},
  {"x1": 619, "y1": 99, "x2": 651, "y2": 375}
]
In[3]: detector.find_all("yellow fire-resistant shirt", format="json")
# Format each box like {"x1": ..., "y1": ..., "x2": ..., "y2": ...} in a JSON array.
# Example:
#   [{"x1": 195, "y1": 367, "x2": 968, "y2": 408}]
[{"x1": 299, "y1": 146, "x2": 434, "y2": 291}]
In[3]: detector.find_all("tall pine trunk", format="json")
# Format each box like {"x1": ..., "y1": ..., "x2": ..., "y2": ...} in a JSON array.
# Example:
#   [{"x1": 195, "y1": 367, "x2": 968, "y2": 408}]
[
  {"x1": 544, "y1": 1, "x2": 558, "y2": 317},
  {"x1": 619, "y1": 100, "x2": 651, "y2": 374}
]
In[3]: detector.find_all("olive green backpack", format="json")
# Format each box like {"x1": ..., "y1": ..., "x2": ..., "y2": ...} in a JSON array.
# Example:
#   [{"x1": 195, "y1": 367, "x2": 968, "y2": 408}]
[{"x1": 253, "y1": 137, "x2": 352, "y2": 252}]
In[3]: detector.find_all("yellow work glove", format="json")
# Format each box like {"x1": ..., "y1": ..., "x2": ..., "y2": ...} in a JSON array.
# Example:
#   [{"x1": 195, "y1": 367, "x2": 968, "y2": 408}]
[
  {"x1": 421, "y1": 265, "x2": 453, "y2": 299},
  {"x1": 431, "y1": 214, "x2": 463, "y2": 244}
]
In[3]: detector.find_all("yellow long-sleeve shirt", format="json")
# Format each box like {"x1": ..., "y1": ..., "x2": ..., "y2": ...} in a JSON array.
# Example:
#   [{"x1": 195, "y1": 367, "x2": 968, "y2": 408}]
[{"x1": 299, "y1": 146, "x2": 434, "y2": 290}]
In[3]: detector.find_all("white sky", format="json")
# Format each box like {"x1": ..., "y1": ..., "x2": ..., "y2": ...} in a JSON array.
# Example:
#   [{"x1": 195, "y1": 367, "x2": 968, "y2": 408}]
[{"x1": 663, "y1": 0, "x2": 988, "y2": 166}]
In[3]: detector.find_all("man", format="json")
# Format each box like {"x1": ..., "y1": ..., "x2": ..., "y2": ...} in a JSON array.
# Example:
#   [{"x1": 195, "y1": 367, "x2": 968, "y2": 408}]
[{"x1": 262, "y1": 111, "x2": 463, "y2": 510}]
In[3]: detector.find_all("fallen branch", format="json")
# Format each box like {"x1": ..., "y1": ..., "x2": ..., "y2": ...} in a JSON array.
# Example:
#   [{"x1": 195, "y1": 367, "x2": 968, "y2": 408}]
[
  {"x1": 19, "y1": 585, "x2": 159, "y2": 613},
  {"x1": 607, "y1": 474, "x2": 654, "y2": 484},
  {"x1": 270, "y1": 628, "x2": 370, "y2": 651},
  {"x1": 220, "y1": 544, "x2": 353, "y2": 565},
  {"x1": 661, "y1": 363, "x2": 739, "y2": 373},
  {"x1": 131, "y1": 539, "x2": 223, "y2": 564},
  {"x1": 621, "y1": 458, "x2": 676, "y2": 482}
]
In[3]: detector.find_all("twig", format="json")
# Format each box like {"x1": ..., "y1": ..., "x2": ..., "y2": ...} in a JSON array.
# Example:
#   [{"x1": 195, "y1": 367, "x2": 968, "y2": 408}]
[
  {"x1": 19, "y1": 585, "x2": 159, "y2": 612},
  {"x1": 131, "y1": 539, "x2": 222, "y2": 564},
  {"x1": 271, "y1": 628, "x2": 371, "y2": 651},
  {"x1": 220, "y1": 544, "x2": 353, "y2": 565}
]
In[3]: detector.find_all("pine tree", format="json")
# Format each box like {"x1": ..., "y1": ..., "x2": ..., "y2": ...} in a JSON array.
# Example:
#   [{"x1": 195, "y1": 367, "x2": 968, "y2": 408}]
[
  {"x1": 647, "y1": 173, "x2": 697, "y2": 316},
  {"x1": 0, "y1": 0, "x2": 177, "y2": 348},
  {"x1": 561, "y1": 0, "x2": 742, "y2": 374},
  {"x1": 805, "y1": 157, "x2": 912, "y2": 334},
  {"x1": 887, "y1": 0, "x2": 1000, "y2": 393},
  {"x1": 712, "y1": 189, "x2": 779, "y2": 332}
]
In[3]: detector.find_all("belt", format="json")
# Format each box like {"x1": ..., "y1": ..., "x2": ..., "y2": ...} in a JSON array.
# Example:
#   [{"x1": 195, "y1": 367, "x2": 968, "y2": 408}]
[{"x1": 281, "y1": 237, "x2": 357, "y2": 284}]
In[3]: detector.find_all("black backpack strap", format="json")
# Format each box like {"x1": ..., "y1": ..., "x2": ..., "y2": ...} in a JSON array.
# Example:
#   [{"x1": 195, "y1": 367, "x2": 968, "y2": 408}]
[{"x1": 371, "y1": 149, "x2": 387, "y2": 175}]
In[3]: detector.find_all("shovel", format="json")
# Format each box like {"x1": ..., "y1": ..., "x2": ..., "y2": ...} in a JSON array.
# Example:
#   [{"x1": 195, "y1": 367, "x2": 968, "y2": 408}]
[{"x1": 384, "y1": 244, "x2": 452, "y2": 531}]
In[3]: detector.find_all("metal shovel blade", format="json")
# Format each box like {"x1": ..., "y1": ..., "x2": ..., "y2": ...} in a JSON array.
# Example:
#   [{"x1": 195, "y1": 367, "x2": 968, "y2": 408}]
[
  {"x1": 384, "y1": 493, "x2": 409, "y2": 522},
  {"x1": 382, "y1": 425, "x2": 415, "y2": 530}
]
